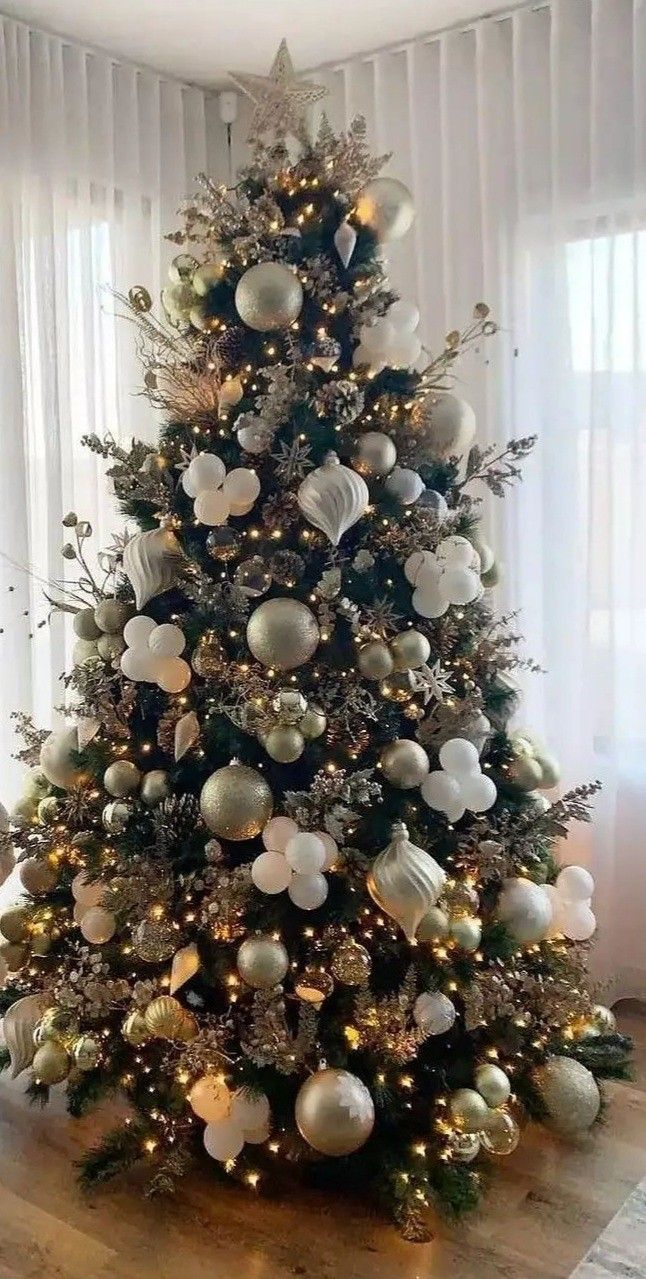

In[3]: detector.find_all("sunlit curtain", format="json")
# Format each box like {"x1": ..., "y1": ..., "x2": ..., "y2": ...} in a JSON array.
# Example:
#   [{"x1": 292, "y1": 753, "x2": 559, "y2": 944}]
[
  {"x1": 296, "y1": 0, "x2": 646, "y2": 998},
  {"x1": 0, "y1": 17, "x2": 208, "y2": 797}
]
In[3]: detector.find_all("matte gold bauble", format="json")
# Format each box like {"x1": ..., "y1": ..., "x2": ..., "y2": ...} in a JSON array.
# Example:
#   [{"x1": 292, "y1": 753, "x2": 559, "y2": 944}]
[
  {"x1": 380, "y1": 738, "x2": 429, "y2": 788},
  {"x1": 200, "y1": 762, "x2": 273, "y2": 840},
  {"x1": 246, "y1": 598, "x2": 320, "y2": 671},
  {"x1": 236, "y1": 934, "x2": 289, "y2": 989},
  {"x1": 300, "y1": 706, "x2": 327, "y2": 740},
  {"x1": 235, "y1": 262, "x2": 303, "y2": 332},
  {"x1": 357, "y1": 640, "x2": 394, "y2": 681},
  {"x1": 140, "y1": 770, "x2": 171, "y2": 806},
  {"x1": 417, "y1": 906, "x2": 450, "y2": 942},
  {"x1": 474, "y1": 1063, "x2": 511, "y2": 1108},
  {"x1": 295, "y1": 1068, "x2": 375, "y2": 1156},
  {"x1": 0, "y1": 941, "x2": 29, "y2": 970},
  {"x1": 449, "y1": 1087, "x2": 490, "y2": 1133},
  {"x1": 265, "y1": 725, "x2": 305, "y2": 763},
  {"x1": 390, "y1": 629, "x2": 431, "y2": 672},
  {"x1": 0, "y1": 905, "x2": 29, "y2": 943},
  {"x1": 19, "y1": 857, "x2": 57, "y2": 896},
  {"x1": 122, "y1": 1011, "x2": 151, "y2": 1046},
  {"x1": 330, "y1": 938, "x2": 371, "y2": 986},
  {"x1": 103, "y1": 760, "x2": 141, "y2": 798},
  {"x1": 73, "y1": 1035, "x2": 100, "y2": 1071},
  {"x1": 356, "y1": 177, "x2": 415, "y2": 242},
  {"x1": 352, "y1": 431, "x2": 397, "y2": 478},
  {"x1": 73, "y1": 607, "x2": 101, "y2": 641},
  {"x1": 533, "y1": 1056, "x2": 600, "y2": 1135},
  {"x1": 94, "y1": 598, "x2": 133, "y2": 635},
  {"x1": 144, "y1": 995, "x2": 189, "y2": 1040},
  {"x1": 32, "y1": 1040, "x2": 71, "y2": 1085}
]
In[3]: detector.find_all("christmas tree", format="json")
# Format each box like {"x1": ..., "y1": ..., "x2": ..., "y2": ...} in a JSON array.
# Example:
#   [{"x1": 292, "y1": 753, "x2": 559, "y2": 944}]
[{"x1": 0, "y1": 42, "x2": 631, "y2": 1240}]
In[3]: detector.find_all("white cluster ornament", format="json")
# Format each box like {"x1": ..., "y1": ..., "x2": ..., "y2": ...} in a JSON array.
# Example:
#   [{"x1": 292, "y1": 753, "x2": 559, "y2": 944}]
[
  {"x1": 421, "y1": 738, "x2": 497, "y2": 822},
  {"x1": 182, "y1": 451, "x2": 260, "y2": 526},
  {"x1": 354, "y1": 300, "x2": 422, "y2": 372},
  {"x1": 121, "y1": 615, "x2": 191, "y2": 694},
  {"x1": 71, "y1": 871, "x2": 116, "y2": 945},
  {"x1": 297, "y1": 452, "x2": 368, "y2": 545},
  {"x1": 405, "y1": 536, "x2": 484, "y2": 619},
  {"x1": 550, "y1": 865, "x2": 596, "y2": 941},
  {"x1": 251, "y1": 817, "x2": 337, "y2": 911},
  {"x1": 202, "y1": 1087, "x2": 271, "y2": 1162},
  {"x1": 497, "y1": 864, "x2": 596, "y2": 946}
]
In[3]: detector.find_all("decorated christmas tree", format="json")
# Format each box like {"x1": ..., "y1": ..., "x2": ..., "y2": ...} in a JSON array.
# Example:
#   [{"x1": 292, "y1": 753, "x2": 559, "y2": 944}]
[{"x1": 0, "y1": 42, "x2": 631, "y2": 1239}]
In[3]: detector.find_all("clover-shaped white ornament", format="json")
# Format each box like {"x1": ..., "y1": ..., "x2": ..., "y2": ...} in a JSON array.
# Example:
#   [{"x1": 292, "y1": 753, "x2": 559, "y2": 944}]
[
  {"x1": 405, "y1": 535, "x2": 483, "y2": 619},
  {"x1": 545, "y1": 865, "x2": 596, "y2": 941},
  {"x1": 202, "y1": 1088, "x2": 271, "y2": 1162},
  {"x1": 121, "y1": 615, "x2": 191, "y2": 693},
  {"x1": 420, "y1": 738, "x2": 497, "y2": 822},
  {"x1": 354, "y1": 299, "x2": 422, "y2": 372},
  {"x1": 181, "y1": 451, "x2": 260, "y2": 526},
  {"x1": 251, "y1": 815, "x2": 338, "y2": 911}
]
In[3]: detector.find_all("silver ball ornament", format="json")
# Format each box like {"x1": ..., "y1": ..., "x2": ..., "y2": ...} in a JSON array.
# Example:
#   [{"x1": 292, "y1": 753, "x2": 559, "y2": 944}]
[
  {"x1": 357, "y1": 640, "x2": 394, "y2": 681},
  {"x1": 474, "y1": 1063, "x2": 511, "y2": 1108},
  {"x1": 449, "y1": 1087, "x2": 490, "y2": 1133},
  {"x1": 140, "y1": 770, "x2": 171, "y2": 806},
  {"x1": 102, "y1": 800, "x2": 130, "y2": 833},
  {"x1": 356, "y1": 177, "x2": 415, "y2": 242},
  {"x1": 236, "y1": 934, "x2": 289, "y2": 988},
  {"x1": 246, "y1": 598, "x2": 319, "y2": 671},
  {"x1": 235, "y1": 262, "x2": 303, "y2": 332},
  {"x1": 390, "y1": 629, "x2": 431, "y2": 671},
  {"x1": 103, "y1": 760, "x2": 141, "y2": 798},
  {"x1": 200, "y1": 763, "x2": 273, "y2": 841},
  {"x1": 295, "y1": 1068, "x2": 375, "y2": 1156},
  {"x1": 352, "y1": 431, "x2": 397, "y2": 478},
  {"x1": 380, "y1": 739, "x2": 430, "y2": 789},
  {"x1": 450, "y1": 917, "x2": 482, "y2": 952}
]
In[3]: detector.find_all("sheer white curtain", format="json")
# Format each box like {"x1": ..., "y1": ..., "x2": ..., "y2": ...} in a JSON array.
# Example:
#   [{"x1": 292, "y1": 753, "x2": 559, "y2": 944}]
[
  {"x1": 298, "y1": 0, "x2": 646, "y2": 998},
  {"x1": 0, "y1": 17, "x2": 209, "y2": 797}
]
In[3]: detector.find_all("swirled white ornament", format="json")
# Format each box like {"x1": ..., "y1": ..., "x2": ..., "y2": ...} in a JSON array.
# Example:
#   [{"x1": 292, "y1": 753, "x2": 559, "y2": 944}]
[
  {"x1": 3, "y1": 993, "x2": 46, "y2": 1078},
  {"x1": 367, "y1": 821, "x2": 446, "y2": 941},
  {"x1": 122, "y1": 527, "x2": 185, "y2": 609},
  {"x1": 297, "y1": 452, "x2": 368, "y2": 546}
]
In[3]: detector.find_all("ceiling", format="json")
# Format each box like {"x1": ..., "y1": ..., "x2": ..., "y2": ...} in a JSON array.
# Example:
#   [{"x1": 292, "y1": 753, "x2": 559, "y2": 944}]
[{"x1": 1, "y1": 0, "x2": 521, "y2": 85}]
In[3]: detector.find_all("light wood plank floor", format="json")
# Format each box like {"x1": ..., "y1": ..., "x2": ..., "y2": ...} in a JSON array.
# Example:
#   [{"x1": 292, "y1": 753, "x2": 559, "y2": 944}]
[{"x1": 0, "y1": 1002, "x2": 644, "y2": 1279}]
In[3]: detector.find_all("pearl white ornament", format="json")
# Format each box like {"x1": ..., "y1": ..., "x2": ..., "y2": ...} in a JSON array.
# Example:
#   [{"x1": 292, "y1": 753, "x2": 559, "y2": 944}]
[
  {"x1": 40, "y1": 726, "x2": 84, "y2": 790},
  {"x1": 121, "y1": 616, "x2": 190, "y2": 693},
  {"x1": 182, "y1": 454, "x2": 226, "y2": 497},
  {"x1": 356, "y1": 177, "x2": 415, "y2": 242},
  {"x1": 298, "y1": 452, "x2": 368, "y2": 546},
  {"x1": 262, "y1": 816, "x2": 299, "y2": 852},
  {"x1": 384, "y1": 466, "x2": 425, "y2": 505},
  {"x1": 285, "y1": 833, "x2": 326, "y2": 874},
  {"x1": 421, "y1": 738, "x2": 496, "y2": 819},
  {"x1": 420, "y1": 392, "x2": 477, "y2": 460},
  {"x1": 203, "y1": 1118, "x2": 244, "y2": 1162},
  {"x1": 288, "y1": 872, "x2": 328, "y2": 910},
  {"x1": 80, "y1": 906, "x2": 117, "y2": 945},
  {"x1": 333, "y1": 220, "x2": 357, "y2": 267},
  {"x1": 413, "y1": 991, "x2": 456, "y2": 1035},
  {"x1": 251, "y1": 850, "x2": 293, "y2": 895},
  {"x1": 556, "y1": 865, "x2": 594, "y2": 902},
  {"x1": 496, "y1": 877, "x2": 553, "y2": 944},
  {"x1": 367, "y1": 821, "x2": 445, "y2": 941}
]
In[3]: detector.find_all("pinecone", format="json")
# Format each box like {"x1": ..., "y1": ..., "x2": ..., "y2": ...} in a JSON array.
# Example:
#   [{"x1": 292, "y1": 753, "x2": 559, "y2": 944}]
[
  {"x1": 152, "y1": 794, "x2": 203, "y2": 851},
  {"x1": 314, "y1": 379, "x2": 364, "y2": 425}
]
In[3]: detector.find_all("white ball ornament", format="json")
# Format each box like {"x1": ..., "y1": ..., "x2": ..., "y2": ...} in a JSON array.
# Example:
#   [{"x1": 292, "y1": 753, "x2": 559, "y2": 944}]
[
  {"x1": 352, "y1": 431, "x2": 397, "y2": 479},
  {"x1": 148, "y1": 623, "x2": 185, "y2": 659},
  {"x1": 188, "y1": 1075, "x2": 231, "y2": 1123},
  {"x1": 194, "y1": 488, "x2": 231, "y2": 526},
  {"x1": 203, "y1": 1118, "x2": 244, "y2": 1163},
  {"x1": 230, "y1": 1089, "x2": 270, "y2": 1134},
  {"x1": 295, "y1": 1068, "x2": 375, "y2": 1156},
  {"x1": 120, "y1": 646, "x2": 158, "y2": 682},
  {"x1": 156, "y1": 656, "x2": 192, "y2": 693},
  {"x1": 123, "y1": 614, "x2": 156, "y2": 649},
  {"x1": 181, "y1": 453, "x2": 226, "y2": 498},
  {"x1": 262, "y1": 816, "x2": 299, "y2": 852},
  {"x1": 40, "y1": 726, "x2": 84, "y2": 790},
  {"x1": 440, "y1": 565, "x2": 481, "y2": 606},
  {"x1": 558, "y1": 901, "x2": 596, "y2": 942},
  {"x1": 421, "y1": 772, "x2": 462, "y2": 814},
  {"x1": 475, "y1": 1063, "x2": 511, "y2": 1108},
  {"x1": 384, "y1": 466, "x2": 425, "y2": 505},
  {"x1": 496, "y1": 877, "x2": 553, "y2": 944},
  {"x1": 285, "y1": 833, "x2": 326, "y2": 875},
  {"x1": 223, "y1": 468, "x2": 261, "y2": 515},
  {"x1": 251, "y1": 850, "x2": 293, "y2": 895},
  {"x1": 389, "y1": 299, "x2": 420, "y2": 331},
  {"x1": 380, "y1": 739, "x2": 430, "y2": 789},
  {"x1": 421, "y1": 392, "x2": 477, "y2": 460},
  {"x1": 439, "y1": 738, "x2": 479, "y2": 776},
  {"x1": 80, "y1": 906, "x2": 116, "y2": 945},
  {"x1": 459, "y1": 772, "x2": 497, "y2": 813},
  {"x1": 288, "y1": 872, "x2": 329, "y2": 910},
  {"x1": 556, "y1": 865, "x2": 594, "y2": 902},
  {"x1": 356, "y1": 177, "x2": 415, "y2": 242},
  {"x1": 315, "y1": 831, "x2": 339, "y2": 870}
]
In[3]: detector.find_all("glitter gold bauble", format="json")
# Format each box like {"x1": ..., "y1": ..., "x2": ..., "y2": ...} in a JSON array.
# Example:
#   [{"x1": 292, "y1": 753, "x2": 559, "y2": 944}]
[
  {"x1": 73, "y1": 1035, "x2": 100, "y2": 1071},
  {"x1": 474, "y1": 1063, "x2": 511, "y2": 1108},
  {"x1": 264, "y1": 725, "x2": 305, "y2": 763},
  {"x1": 246, "y1": 598, "x2": 319, "y2": 671},
  {"x1": 295, "y1": 1068, "x2": 375, "y2": 1156},
  {"x1": 0, "y1": 905, "x2": 29, "y2": 944},
  {"x1": 140, "y1": 770, "x2": 171, "y2": 806},
  {"x1": 122, "y1": 1011, "x2": 151, "y2": 1046},
  {"x1": 132, "y1": 917, "x2": 176, "y2": 963},
  {"x1": 380, "y1": 739, "x2": 429, "y2": 789},
  {"x1": 330, "y1": 938, "x2": 371, "y2": 986},
  {"x1": 449, "y1": 1087, "x2": 490, "y2": 1133},
  {"x1": 236, "y1": 934, "x2": 289, "y2": 988},
  {"x1": 355, "y1": 177, "x2": 415, "y2": 242},
  {"x1": 94, "y1": 597, "x2": 133, "y2": 635},
  {"x1": 39, "y1": 1006, "x2": 79, "y2": 1041},
  {"x1": 200, "y1": 762, "x2": 273, "y2": 841},
  {"x1": 103, "y1": 760, "x2": 141, "y2": 798},
  {"x1": 235, "y1": 262, "x2": 303, "y2": 332},
  {"x1": 533, "y1": 1056, "x2": 600, "y2": 1135},
  {"x1": 191, "y1": 630, "x2": 227, "y2": 677},
  {"x1": 144, "y1": 995, "x2": 189, "y2": 1040},
  {"x1": 300, "y1": 706, "x2": 326, "y2": 740},
  {"x1": 32, "y1": 1040, "x2": 71, "y2": 1085},
  {"x1": 357, "y1": 640, "x2": 394, "y2": 681}
]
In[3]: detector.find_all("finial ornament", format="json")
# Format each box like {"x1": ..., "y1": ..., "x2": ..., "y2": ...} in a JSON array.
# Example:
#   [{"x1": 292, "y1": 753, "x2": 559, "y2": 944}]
[{"x1": 229, "y1": 38, "x2": 328, "y2": 141}]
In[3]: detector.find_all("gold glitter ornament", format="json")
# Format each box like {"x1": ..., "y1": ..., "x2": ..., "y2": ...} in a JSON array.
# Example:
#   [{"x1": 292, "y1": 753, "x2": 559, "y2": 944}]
[
  {"x1": 380, "y1": 739, "x2": 429, "y2": 788},
  {"x1": 235, "y1": 262, "x2": 303, "y2": 332},
  {"x1": 357, "y1": 640, "x2": 394, "y2": 681},
  {"x1": 191, "y1": 630, "x2": 227, "y2": 678},
  {"x1": 122, "y1": 1011, "x2": 151, "y2": 1046},
  {"x1": 449, "y1": 1088, "x2": 490, "y2": 1133},
  {"x1": 264, "y1": 725, "x2": 305, "y2": 763},
  {"x1": 533, "y1": 1056, "x2": 600, "y2": 1135},
  {"x1": 0, "y1": 905, "x2": 29, "y2": 943},
  {"x1": 200, "y1": 762, "x2": 273, "y2": 841},
  {"x1": 300, "y1": 706, "x2": 326, "y2": 740},
  {"x1": 32, "y1": 1040, "x2": 71, "y2": 1085},
  {"x1": 19, "y1": 857, "x2": 57, "y2": 895},
  {"x1": 331, "y1": 938, "x2": 371, "y2": 986},
  {"x1": 132, "y1": 917, "x2": 176, "y2": 964},
  {"x1": 246, "y1": 598, "x2": 320, "y2": 671},
  {"x1": 144, "y1": 995, "x2": 189, "y2": 1040}
]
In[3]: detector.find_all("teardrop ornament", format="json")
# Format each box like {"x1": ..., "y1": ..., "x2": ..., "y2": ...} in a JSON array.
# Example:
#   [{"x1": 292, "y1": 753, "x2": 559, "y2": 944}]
[
  {"x1": 169, "y1": 943, "x2": 200, "y2": 995},
  {"x1": 174, "y1": 711, "x2": 200, "y2": 761},
  {"x1": 122, "y1": 527, "x2": 185, "y2": 609},
  {"x1": 367, "y1": 822, "x2": 446, "y2": 942},
  {"x1": 297, "y1": 452, "x2": 368, "y2": 546},
  {"x1": 333, "y1": 220, "x2": 357, "y2": 268}
]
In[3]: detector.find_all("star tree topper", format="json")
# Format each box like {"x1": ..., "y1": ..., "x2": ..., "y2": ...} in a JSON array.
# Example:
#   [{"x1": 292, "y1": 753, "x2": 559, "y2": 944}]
[{"x1": 230, "y1": 39, "x2": 328, "y2": 141}]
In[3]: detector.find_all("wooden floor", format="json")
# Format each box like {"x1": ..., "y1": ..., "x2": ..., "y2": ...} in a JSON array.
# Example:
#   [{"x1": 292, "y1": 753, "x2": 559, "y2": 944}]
[{"x1": 0, "y1": 1004, "x2": 644, "y2": 1279}]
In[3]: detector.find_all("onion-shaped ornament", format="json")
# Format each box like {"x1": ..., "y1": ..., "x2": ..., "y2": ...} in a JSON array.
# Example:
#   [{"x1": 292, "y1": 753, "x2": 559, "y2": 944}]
[
  {"x1": 367, "y1": 821, "x2": 446, "y2": 942},
  {"x1": 122, "y1": 527, "x2": 184, "y2": 609},
  {"x1": 297, "y1": 452, "x2": 368, "y2": 546}
]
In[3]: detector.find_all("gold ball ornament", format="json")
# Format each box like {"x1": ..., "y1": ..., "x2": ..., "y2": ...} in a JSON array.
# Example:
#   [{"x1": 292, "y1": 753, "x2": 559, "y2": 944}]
[
  {"x1": 295, "y1": 1068, "x2": 375, "y2": 1156},
  {"x1": 352, "y1": 431, "x2": 397, "y2": 478},
  {"x1": 236, "y1": 935, "x2": 289, "y2": 989},
  {"x1": 97, "y1": 632, "x2": 126, "y2": 663},
  {"x1": 246, "y1": 598, "x2": 319, "y2": 671},
  {"x1": 73, "y1": 607, "x2": 101, "y2": 641},
  {"x1": 140, "y1": 770, "x2": 171, "y2": 806},
  {"x1": 0, "y1": 941, "x2": 29, "y2": 971},
  {"x1": 200, "y1": 762, "x2": 273, "y2": 841},
  {"x1": 235, "y1": 262, "x2": 303, "y2": 332},
  {"x1": 449, "y1": 1087, "x2": 490, "y2": 1133},
  {"x1": 0, "y1": 905, "x2": 29, "y2": 943},
  {"x1": 19, "y1": 858, "x2": 57, "y2": 896},
  {"x1": 533, "y1": 1056, "x2": 600, "y2": 1135},
  {"x1": 417, "y1": 906, "x2": 450, "y2": 942},
  {"x1": 380, "y1": 739, "x2": 430, "y2": 788},
  {"x1": 300, "y1": 706, "x2": 327, "y2": 740},
  {"x1": 32, "y1": 1040, "x2": 71, "y2": 1085},
  {"x1": 39, "y1": 1006, "x2": 79, "y2": 1041},
  {"x1": 144, "y1": 995, "x2": 190, "y2": 1040},
  {"x1": 93, "y1": 597, "x2": 132, "y2": 635},
  {"x1": 73, "y1": 1035, "x2": 100, "y2": 1071},
  {"x1": 103, "y1": 760, "x2": 141, "y2": 798},
  {"x1": 450, "y1": 916, "x2": 482, "y2": 952},
  {"x1": 330, "y1": 938, "x2": 371, "y2": 986},
  {"x1": 357, "y1": 640, "x2": 394, "y2": 681},
  {"x1": 132, "y1": 917, "x2": 176, "y2": 963},
  {"x1": 122, "y1": 1011, "x2": 151, "y2": 1046},
  {"x1": 188, "y1": 1074, "x2": 231, "y2": 1123},
  {"x1": 264, "y1": 725, "x2": 305, "y2": 763},
  {"x1": 480, "y1": 1109, "x2": 520, "y2": 1155},
  {"x1": 355, "y1": 177, "x2": 415, "y2": 242},
  {"x1": 390, "y1": 629, "x2": 431, "y2": 672},
  {"x1": 475, "y1": 1063, "x2": 511, "y2": 1108}
]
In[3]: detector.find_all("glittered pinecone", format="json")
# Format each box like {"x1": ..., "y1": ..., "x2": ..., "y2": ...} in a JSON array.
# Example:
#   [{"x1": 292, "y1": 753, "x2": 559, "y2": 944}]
[
  {"x1": 152, "y1": 794, "x2": 202, "y2": 851},
  {"x1": 314, "y1": 379, "x2": 364, "y2": 425}
]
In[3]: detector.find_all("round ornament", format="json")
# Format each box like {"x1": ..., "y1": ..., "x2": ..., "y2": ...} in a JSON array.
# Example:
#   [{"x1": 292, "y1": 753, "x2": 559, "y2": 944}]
[
  {"x1": 0, "y1": 906, "x2": 29, "y2": 944},
  {"x1": 234, "y1": 556, "x2": 272, "y2": 598},
  {"x1": 235, "y1": 262, "x2": 303, "y2": 332},
  {"x1": 38, "y1": 1006, "x2": 78, "y2": 1040},
  {"x1": 140, "y1": 770, "x2": 171, "y2": 806},
  {"x1": 246, "y1": 598, "x2": 319, "y2": 671},
  {"x1": 413, "y1": 991, "x2": 456, "y2": 1035},
  {"x1": 295, "y1": 1068, "x2": 375, "y2": 1156},
  {"x1": 103, "y1": 760, "x2": 141, "y2": 798},
  {"x1": 294, "y1": 965, "x2": 334, "y2": 1005},
  {"x1": 285, "y1": 833, "x2": 326, "y2": 875},
  {"x1": 449, "y1": 1087, "x2": 490, "y2": 1134},
  {"x1": 475, "y1": 1063, "x2": 511, "y2": 1108},
  {"x1": 144, "y1": 995, "x2": 189, "y2": 1040},
  {"x1": 102, "y1": 800, "x2": 130, "y2": 833},
  {"x1": 0, "y1": 941, "x2": 28, "y2": 971},
  {"x1": 288, "y1": 873, "x2": 328, "y2": 910},
  {"x1": 449, "y1": 1131, "x2": 481, "y2": 1163},
  {"x1": 534, "y1": 1056, "x2": 600, "y2": 1135},
  {"x1": 32, "y1": 1040, "x2": 71, "y2": 1085},
  {"x1": 355, "y1": 177, "x2": 415, "y2": 242},
  {"x1": 417, "y1": 906, "x2": 450, "y2": 942},
  {"x1": 496, "y1": 877, "x2": 553, "y2": 944},
  {"x1": 390, "y1": 629, "x2": 430, "y2": 671},
  {"x1": 480, "y1": 1109, "x2": 520, "y2": 1155},
  {"x1": 264, "y1": 725, "x2": 305, "y2": 763},
  {"x1": 358, "y1": 641, "x2": 394, "y2": 681},
  {"x1": 200, "y1": 763, "x2": 273, "y2": 840},
  {"x1": 330, "y1": 938, "x2": 371, "y2": 986},
  {"x1": 237, "y1": 935, "x2": 289, "y2": 988},
  {"x1": 80, "y1": 906, "x2": 117, "y2": 945},
  {"x1": 300, "y1": 706, "x2": 326, "y2": 740},
  {"x1": 449, "y1": 917, "x2": 482, "y2": 952},
  {"x1": 94, "y1": 598, "x2": 132, "y2": 635},
  {"x1": 19, "y1": 857, "x2": 57, "y2": 896},
  {"x1": 122, "y1": 1011, "x2": 151, "y2": 1046},
  {"x1": 40, "y1": 725, "x2": 84, "y2": 790},
  {"x1": 418, "y1": 392, "x2": 477, "y2": 460},
  {"x1": 73, "y1": 1035, "x2": 100, "y2": 1071},
  {"x1": 191, "y1": 630, "x2": 226, "y2": 678},
  {"x1": 206, "y1": 527, "x2": 239, "y2": 562},
  {"x1": 591, "y1": 1004, "x2": 617, "y2": 1034},
  {"x1": 132, "y1": 917, "x2": 176, "y2": 963},
  {"x1": 252, "y1": 850, "x2": 293, "y2": 895},
  {"x1": 73, "y1": 607, "x2": 101, "y2": 641},
  {"x1": 384, "y1": 466, "x2": 425, "y2": 505},
  {"x1": 188, "y1": 1074, "x2": 231, "y2": 1123},
  {"x1": 352, "y1": 431, "x2": 397, "y2": 478},
  {"x1": 203, "y1": 1118, "x2": 244, "y2": 1162},
  {"x1": 380, "y1": 739, "x2": 429, "y2": 789}
]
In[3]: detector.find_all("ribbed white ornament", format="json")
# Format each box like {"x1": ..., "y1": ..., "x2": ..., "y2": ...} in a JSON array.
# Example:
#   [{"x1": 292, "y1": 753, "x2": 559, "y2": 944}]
[
  {"x1": 3, "y1": 994, "x2": 46, "y2": 1078},
  {"x1": 367, "y1": 822, "x2": 446, "y2": 941},
  {"x1": 122, "y1": 527, "x2": 185, "y2": 609},
  {"x1": 297, "y1": 452, "x2": 368, "y2": 545}
]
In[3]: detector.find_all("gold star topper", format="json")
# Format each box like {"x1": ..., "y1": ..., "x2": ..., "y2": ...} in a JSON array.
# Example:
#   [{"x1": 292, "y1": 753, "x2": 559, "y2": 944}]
[{"x1": 230, "y1": 39, "x2": 328, "y2": 141}]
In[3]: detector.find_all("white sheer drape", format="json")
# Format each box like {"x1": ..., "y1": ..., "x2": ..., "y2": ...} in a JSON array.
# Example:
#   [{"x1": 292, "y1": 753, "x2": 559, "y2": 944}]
[
  {"x1": 288, "y1": 0, "x2": 646, "y2": 998},
  {"x1": 0, "y1": 17, "x2": 208, "y2": 797}
]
